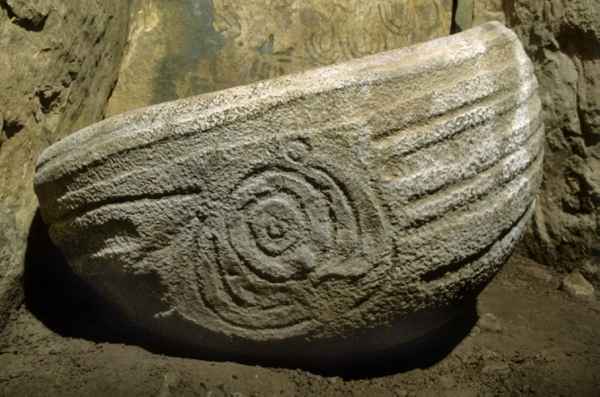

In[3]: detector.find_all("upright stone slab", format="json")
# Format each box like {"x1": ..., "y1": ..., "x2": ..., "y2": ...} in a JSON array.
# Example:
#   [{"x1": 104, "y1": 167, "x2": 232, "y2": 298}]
[
  {"x1": 106, "y1": 0, "x2": 453, "y2": 115},
  {"x1": 0, "y1": 0, "x2": 129, "y2": 331},
  {"x1": 34, "y1": 23, "x2": 543, "y2": 364}
]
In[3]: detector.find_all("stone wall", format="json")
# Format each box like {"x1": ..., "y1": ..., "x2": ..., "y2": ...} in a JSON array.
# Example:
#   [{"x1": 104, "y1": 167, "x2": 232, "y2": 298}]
[
  {"x1": 0, "y1": 0, "x2": 130, "y2": 330},
  {"x1": 455, "y1": 0, "x2": 600, "y2": 285},
  {"x1": 106, "y1": 0, "x2": 453, "y2": 116}
]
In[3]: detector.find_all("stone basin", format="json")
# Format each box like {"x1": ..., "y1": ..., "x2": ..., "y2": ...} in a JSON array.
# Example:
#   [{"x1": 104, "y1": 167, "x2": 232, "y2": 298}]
[{"x1": 34, "y1": 22, "x2": 543, "y2": 367}]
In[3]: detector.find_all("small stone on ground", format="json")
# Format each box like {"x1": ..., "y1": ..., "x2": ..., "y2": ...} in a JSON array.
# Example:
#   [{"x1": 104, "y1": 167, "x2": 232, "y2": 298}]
[
  {"x1": 518, "y1": 263, "x2": 553, "y2": 283},
  {"x1": 478, "y1": 313, "x2": 503, "y2": 333},
  {"x1": 561, "y1": 271, "x2": 595, "y2": 301}
]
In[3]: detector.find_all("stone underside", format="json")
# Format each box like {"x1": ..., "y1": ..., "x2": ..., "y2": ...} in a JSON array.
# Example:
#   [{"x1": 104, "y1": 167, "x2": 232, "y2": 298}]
[{"x1": 34, "y1": 22, "x2": 543, "y2": 362}]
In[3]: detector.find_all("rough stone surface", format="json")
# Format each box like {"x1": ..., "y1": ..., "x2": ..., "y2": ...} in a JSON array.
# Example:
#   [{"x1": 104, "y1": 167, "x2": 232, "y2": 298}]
[
  {"x1": 582, "y1": 254, "x2": 600, "y2": 289},
  {"x1": 0, "y1": 1, "x2": 130, "y2": 330},
  {"x1": 34, "y1": 23, "x2": 543, "y2": 363},
  {"x1": 478, "y1": 313, "x2": 503, "y2": 333},
  {"x1": 455, "y1": 0, "x2": 600, "y2": 282},
  {"x1": 106, "y1": 0, "x2": 453, "y2": 116},
  {"x1": 481, "y1": 361, "x2": 511, "y2": 376},
  {"x1": 561, "y1": 271, "x2": 595, "y2": 301},
  {"x1": 455, "y1": 0, "x2": 506, "y2": 31}
]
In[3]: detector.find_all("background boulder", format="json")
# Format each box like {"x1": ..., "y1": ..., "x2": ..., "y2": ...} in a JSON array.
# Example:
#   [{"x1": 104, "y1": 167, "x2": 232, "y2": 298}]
[
  {"x1": 0, "y1": 0, "x2": 130, "y2": 330},
  {"x1": 105, "y1": 0, "x2": 453, "y2": 115},
  {"x1": 455, "y1": 0, "x2": 599, "y2": 285}
]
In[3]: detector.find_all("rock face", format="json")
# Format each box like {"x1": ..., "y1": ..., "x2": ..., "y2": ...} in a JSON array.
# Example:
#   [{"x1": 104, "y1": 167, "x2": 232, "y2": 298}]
[
  {"x1": 0, "y1": 1, "x2": 130, "y2": 330},
  {"x1": 455, "y1": 0, "x2": 506, "y2": 31},
  {"x1": 34, "y1": 23, "x2": 543, "y2": 364},
  {"x1": 455, "y1": 0, "x2": 600, "y2": 281},
  {"x1": 106, "y1": 0, "x2": 452, "y2": 116}
]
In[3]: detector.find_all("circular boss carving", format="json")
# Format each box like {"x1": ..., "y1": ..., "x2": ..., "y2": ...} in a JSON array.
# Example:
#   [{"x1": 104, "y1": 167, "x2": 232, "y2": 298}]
[{"x1": 227, "y1": 165, "x2": 361, "y2": 281}]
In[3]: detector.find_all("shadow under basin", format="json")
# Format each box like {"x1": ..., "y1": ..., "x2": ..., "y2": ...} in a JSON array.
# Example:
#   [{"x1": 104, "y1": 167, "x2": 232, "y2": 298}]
[{"x1": 23, "y1": 209, "x2": 479, "y2": 379}]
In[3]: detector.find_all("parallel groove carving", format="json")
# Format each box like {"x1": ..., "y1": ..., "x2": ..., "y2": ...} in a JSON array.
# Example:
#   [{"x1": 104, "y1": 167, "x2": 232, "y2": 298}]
[
  {"x1": 36, "y1": 26, "x2": 518, "y2": 194},
  {"x1": 45, "y1": 65, "x2": 537, "y2": 222},
  {"x1": 419, "y1": 201, "x2": 535, "y2": 283},
  {"x1": 371, "y1": 67, "x2": 537, "y2": 154},
  {"x1": 396, "y1": 136, "x2": 543, "y2": 232}
]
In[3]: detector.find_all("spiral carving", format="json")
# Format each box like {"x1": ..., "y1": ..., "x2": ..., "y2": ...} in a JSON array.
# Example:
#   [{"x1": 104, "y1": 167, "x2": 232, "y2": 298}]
[
  {"x1": 187, "y1": 142, "x2": 388, "y2": 332},
  {"x1": 227, "y1": 166, "x2": 361, "y2": 281}
]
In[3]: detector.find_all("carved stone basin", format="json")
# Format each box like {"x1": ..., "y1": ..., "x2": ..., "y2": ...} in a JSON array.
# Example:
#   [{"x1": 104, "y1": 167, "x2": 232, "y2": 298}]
[{"x1": 34, "y1": 22, "x2": 543, "y2": 367}]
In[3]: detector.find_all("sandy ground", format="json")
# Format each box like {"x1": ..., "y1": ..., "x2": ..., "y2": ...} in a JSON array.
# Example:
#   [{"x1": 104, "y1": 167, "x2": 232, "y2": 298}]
[{"x1": 1, "y1": 254, "x2": 599, "y2": 396}]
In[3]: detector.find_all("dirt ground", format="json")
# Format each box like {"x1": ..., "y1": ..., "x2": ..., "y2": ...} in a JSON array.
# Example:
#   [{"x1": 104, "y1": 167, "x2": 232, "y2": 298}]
[{"x1": 1, "y1": 254, "x2": 599, "y2": 396}]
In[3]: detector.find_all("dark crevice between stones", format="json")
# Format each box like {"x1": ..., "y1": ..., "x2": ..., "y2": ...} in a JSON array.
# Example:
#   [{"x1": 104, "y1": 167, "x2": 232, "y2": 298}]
[
  {"x1": 450, "y1": 0, "x2": 460, "y2": 34},
  {"x1": 556, "y1": 24, "x2": 600, "y2": 61},
  {"x1": 592, "y1": 246, "x2": 600, "y2": 261},
  {"x1": 24, "y1": 209, "x2": 478, "y2": 379},
  {"x1": 35, "y1": 88, "x2": 61, "y2": 114},
  {"x1": 0, "y1": 0, "x2": 48, "y2": 32},
  {"x1": 2, "y1": 119, "x2": 24, "y2": 139},
  {"x1": 103, "y1": 75, "x2": 120, "y2": 117},
  {"x1": 36, "y1": 87, "x2": 61, "y2": 114}
]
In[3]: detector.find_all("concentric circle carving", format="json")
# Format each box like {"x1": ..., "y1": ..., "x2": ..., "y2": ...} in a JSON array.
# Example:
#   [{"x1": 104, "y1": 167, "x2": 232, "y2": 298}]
[
  {"x1": 183, "y1": 144, "x2": 388, "y2": 333},
  {"x1": 227, "y1": 166, "x2": 361, "y2": 281}
]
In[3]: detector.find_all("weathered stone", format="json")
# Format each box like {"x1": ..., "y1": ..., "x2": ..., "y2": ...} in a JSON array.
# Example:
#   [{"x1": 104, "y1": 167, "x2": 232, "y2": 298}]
[
  {"x1": 456, "y1": 0, "x2": 600, "y2": 276},
  {"x1": 0, "y1": 1, "x2": 130, "y2": 331},
  {"x1": 34, "y1": 23, "x2": 543, "y2": 363},
  {"x1": 508, "y1": 0, "x2": 600, "y2": 275},
  {"x1": 581, "y1": 255, "x2": 600, "y2": 290},
  {"x1": 473, "y1": 0, "x2": 505, "y2": 27},
  {"x1": 561, "y1": 272, "x2": 595, "y2": 301},
  {"x1": 106, "y1": 0, "x2": 453, "y2": 116},
  {"x1": 439, "y1": 374, "x2": 456, "y2": 389}
]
